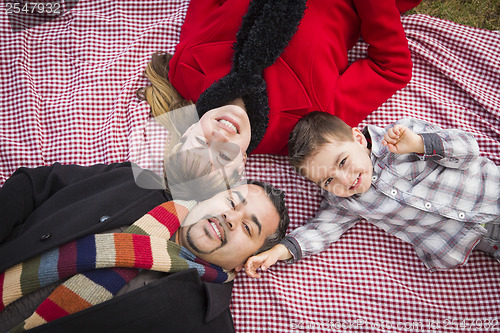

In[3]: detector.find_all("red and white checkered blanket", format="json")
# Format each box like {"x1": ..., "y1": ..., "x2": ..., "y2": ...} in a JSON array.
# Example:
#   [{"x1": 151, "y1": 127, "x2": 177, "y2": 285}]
[{"x1": 1, "y1": 1, "x2": 499, "y2": 332}]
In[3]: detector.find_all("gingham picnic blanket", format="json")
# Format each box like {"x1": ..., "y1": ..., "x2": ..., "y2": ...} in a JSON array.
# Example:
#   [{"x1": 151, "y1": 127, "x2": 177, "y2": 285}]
[{"x1": 1, "y1": 1, "x2": 499, "y2": 332}]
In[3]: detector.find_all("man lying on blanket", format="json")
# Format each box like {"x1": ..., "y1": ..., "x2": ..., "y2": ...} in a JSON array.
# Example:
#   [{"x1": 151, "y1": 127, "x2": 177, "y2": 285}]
[{"x1": 0, "y1": 162, "x2": 289, "y2": 333}]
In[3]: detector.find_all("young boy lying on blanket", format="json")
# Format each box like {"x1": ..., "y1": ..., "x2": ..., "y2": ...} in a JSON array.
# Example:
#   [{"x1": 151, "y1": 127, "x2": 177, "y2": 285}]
[{"x1": 245, "y1": 111, "x2": 500, "y2": 277}]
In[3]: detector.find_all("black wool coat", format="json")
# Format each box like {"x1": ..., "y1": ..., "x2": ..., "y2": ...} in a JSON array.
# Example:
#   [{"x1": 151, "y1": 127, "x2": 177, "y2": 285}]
[{"x1": 0, "y1": 162, "x2": 234, "y2": 333}]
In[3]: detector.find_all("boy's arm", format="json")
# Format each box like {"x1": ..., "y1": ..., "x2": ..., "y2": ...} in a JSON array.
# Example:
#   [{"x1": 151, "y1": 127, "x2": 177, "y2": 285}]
[
  {"x1": 385, "y1": 118, "x2": 481, "y2": 170},
  {"x1": 286, "y1": 199, "x2": 358, "y2": 261},
  {"x1": 244, "y1": 197, "x2": 359, "y2": 278},
  {"x1": 244, "y1": 244, "x2": 291, "y2": 278}
]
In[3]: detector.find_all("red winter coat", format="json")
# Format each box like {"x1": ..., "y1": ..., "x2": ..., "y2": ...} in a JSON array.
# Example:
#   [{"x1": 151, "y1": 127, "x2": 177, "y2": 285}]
[{"x1": 169, "y1": 0, "x2": 420, "y2": 155}]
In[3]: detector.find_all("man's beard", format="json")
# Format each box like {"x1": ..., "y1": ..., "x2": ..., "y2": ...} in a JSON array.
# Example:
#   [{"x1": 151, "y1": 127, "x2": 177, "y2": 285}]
[{"x1": 185, "y1": 217, "x2": 227, "y2": 254}]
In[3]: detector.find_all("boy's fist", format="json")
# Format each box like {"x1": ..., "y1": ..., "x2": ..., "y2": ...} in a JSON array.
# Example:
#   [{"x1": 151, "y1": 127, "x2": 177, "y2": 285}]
[{"x1": 382, "y1": 124, "x2": 424, "y2": 154}]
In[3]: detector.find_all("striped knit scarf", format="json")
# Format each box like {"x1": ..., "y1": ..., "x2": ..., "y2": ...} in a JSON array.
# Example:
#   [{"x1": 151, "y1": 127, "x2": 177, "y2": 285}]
[{"x1": 0, "y1": 200, "x2": 235, "y2": 332}]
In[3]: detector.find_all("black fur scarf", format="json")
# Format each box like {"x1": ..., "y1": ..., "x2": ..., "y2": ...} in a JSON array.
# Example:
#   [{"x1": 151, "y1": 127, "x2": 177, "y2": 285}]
[{"x1": 195, "y1": 0, "x2": 307, "y2": 153}]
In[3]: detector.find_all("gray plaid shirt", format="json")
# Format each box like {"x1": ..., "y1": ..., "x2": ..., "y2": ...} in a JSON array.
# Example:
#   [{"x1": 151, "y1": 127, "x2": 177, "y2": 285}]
[{"x1": 284, "y1": 118, "x2": 500, "y2": 270}]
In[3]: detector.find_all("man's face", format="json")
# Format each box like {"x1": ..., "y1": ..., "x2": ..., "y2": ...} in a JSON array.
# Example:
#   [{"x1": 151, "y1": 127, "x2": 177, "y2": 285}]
[
  {"x1": 178, "y1": 184, "x2": 280, "y2": 270},
  {"x1": 303, "y1": 128, "x2": 373, "y2": 197}
]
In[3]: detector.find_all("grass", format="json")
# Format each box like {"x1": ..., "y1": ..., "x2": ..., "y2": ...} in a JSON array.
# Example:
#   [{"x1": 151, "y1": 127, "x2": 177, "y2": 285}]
[{"x1": 406, "y1": 0, "x2": 500, "y2": 31}]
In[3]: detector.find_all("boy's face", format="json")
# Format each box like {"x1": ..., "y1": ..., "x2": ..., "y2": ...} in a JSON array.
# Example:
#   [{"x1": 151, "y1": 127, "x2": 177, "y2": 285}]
[{"x1": 302, "y1": 128, "x2": 373, "y2": 197}]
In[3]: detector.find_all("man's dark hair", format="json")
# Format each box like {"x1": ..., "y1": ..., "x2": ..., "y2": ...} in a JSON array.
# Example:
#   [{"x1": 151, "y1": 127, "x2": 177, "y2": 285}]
[
  {"x1": 246, "y1": 179, "x2": 290, "y2": 254},
  {"x1": 288, "y1": 111, "x2": 353, "y2": 175}
]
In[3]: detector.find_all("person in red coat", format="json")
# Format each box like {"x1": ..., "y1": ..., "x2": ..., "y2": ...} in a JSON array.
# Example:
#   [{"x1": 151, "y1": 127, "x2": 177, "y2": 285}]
[
  {"x1": 139, "y1": 0, "x2": 420, "y2": 188},
  {"x1": 165, "y1": 0, "x2": 420, "y2": 155}
]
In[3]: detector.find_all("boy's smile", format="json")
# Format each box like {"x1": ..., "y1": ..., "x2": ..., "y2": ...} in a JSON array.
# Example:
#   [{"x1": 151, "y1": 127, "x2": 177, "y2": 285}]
[{"x1": 303, "y1": 128, "x2": 374, "y2": 197}]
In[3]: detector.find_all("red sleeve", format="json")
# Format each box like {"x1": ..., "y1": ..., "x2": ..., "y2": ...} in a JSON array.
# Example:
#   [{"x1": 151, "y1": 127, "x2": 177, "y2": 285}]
[
  {"x1": 177, "y1": 0, "x2": 229, "y2": 42},
  {"x1": 396, "y1": 0, "x2": 422, "y2": 14},
  {"x1": 330, "y1": 0, "x2": 413, "y2": 126},
  {"x1": 168, "y1": 0, "x2": 250, "y2": 102}
]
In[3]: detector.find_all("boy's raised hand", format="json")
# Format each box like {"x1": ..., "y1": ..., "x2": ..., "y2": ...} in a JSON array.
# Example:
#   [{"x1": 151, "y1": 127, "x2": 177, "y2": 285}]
[
  {"x1": 382, "y1": 124, "x2": 424, "y2": 154},
  {"x1": 244, "y1": 244, "x2": 292, "y2": 278}
]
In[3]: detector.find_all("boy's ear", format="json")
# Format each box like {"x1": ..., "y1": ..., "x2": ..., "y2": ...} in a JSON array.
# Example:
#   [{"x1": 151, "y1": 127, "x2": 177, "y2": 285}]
[{"x1": 352, "y1": 128, "x2": 367, "y2": 148}]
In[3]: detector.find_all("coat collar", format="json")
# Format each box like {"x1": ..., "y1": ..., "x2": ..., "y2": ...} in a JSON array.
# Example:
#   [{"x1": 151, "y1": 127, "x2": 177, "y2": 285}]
[{"x1": 203, "y1": 277, "x2": 234, "y2": 322}]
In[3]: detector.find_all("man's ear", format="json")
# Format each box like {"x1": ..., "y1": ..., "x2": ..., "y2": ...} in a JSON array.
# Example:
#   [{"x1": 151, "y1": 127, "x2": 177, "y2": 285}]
[{"x1": 352, "y1": 128, "x2": 367, "y2": 148}]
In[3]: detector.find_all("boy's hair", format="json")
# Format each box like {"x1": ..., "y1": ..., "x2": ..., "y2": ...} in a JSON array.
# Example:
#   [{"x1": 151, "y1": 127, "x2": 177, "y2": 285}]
[{"x1": 288, "y1": 111, "x2": 353, "y2": 174}]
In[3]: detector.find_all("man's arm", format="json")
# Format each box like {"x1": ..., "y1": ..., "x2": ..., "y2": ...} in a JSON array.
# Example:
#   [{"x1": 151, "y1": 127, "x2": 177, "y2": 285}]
[{"x1": 0, "y1": 162, "x2": 132, "y2": 243}]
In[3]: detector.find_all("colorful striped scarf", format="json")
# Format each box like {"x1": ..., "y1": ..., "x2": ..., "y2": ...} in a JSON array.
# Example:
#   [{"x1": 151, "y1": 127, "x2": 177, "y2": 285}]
[{"x1": 0, "y1": 200, "x2": 235, "y2": 332}]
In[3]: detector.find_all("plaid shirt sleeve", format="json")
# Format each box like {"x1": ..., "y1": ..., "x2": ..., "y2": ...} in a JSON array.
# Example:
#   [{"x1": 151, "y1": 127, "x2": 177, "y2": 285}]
[
  {"x1": 394, "y1": 118, "x2": 480, "y2": 170},
  {"x1": 282, "y1": 196, "x2": 359, "y2": 263}
]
